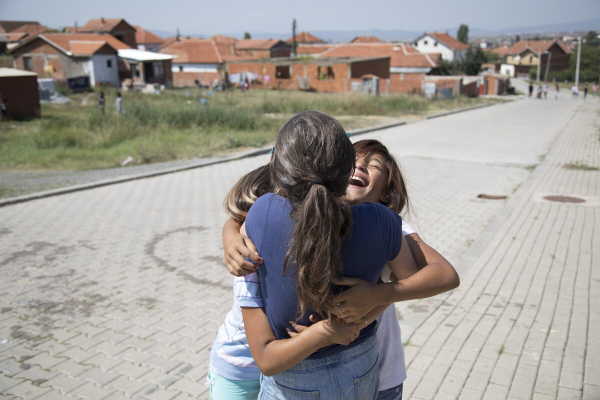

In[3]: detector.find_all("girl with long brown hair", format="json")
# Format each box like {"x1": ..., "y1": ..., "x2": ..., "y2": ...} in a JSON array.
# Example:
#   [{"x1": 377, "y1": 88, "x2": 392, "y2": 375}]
[{"x1": 210, "y1": 121, "x2": 458, "y2": 399}]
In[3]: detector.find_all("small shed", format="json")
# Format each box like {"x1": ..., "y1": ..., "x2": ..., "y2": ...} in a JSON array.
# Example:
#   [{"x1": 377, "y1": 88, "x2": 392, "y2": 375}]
[{"x1": 0, "y1": 67, "x2": 40, "y2": 119}]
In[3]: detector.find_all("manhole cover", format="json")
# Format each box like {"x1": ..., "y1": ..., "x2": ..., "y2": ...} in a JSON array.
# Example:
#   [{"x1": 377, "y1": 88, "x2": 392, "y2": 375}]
[
  {"x1": 478, "y1": 194, "x2": 508, "y2": 200},
  {"x1": 543, "y1": 195, "x2": 586, "y2": 203}
]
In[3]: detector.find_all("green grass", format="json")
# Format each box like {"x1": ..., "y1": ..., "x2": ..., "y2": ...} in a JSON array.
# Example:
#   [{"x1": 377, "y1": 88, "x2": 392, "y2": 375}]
[{"x1": 0, "y1": 88, "x2": 498, "y2": 171}]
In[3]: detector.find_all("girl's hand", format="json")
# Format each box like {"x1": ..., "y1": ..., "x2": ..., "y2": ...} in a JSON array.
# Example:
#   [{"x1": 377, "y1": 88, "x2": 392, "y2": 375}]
[
  {"x1": 286, "y1": 317, "x2": 365, "y2": 346},
  {"x1": 333, "y1": 277, "x2": 383, "y2": 323},
  {"x1": 223, "y1": 224, "x2": 262, "y2": 277}
]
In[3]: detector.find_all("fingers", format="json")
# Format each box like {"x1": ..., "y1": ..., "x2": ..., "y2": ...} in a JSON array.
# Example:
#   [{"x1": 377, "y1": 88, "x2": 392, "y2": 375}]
[
  {"x1": 234, "y1": 243, "x2": 263, "y2": 265},
  {"x1": 285, "y1": 328, "x2": 298, "y2": 338},
  {"x1": 243, "y1": 236, "x2": 259, "y2": 254},
  {"x1": 288, "y1": 321, "x2": 309, "y2": 333}
]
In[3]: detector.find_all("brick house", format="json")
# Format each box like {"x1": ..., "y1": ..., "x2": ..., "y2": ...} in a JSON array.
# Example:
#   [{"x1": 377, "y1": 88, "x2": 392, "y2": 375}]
[
  {"x1": 9, "y1": 33, "x2": 125, "y2": 86},
  {"x1": 286, "y1": 32, "x2": 325, "y2": 45},
  {"x1": 234, "y1": 39, "x2": 291, "y2": 59},
  {"x1": 160, "y1": 38, "x2": 249, "y2": 87},
  {"x1": 316, "y1": 43, "x2": 438, "y2": 93},
  {"x1": 134, "y1": 25, "x2": 164, "y2": 52},
  {"x1": 412, "y1": 32, "x2": 468, "y2": 61},
  {"x1": 79, "y1": 18, "x2": 137, "y2": 48},
  {"x1": 227, "y1": 56, "x2": 390, "y2": 93},
  {"x1": 503, "y1": 40, "x2": 571, "y2": 78},
  {"x1": 0, "y1": 20, "x2": 46, "y2": 50}
]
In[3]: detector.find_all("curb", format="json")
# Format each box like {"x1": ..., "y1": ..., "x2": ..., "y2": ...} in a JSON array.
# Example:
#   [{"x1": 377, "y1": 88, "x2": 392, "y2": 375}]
[
  {"x1": 425, "y1": 102, "x2": 496, "y2": 119},
  {"x1": 0, "y1": 100, "x2": 503, "y2": 207}
]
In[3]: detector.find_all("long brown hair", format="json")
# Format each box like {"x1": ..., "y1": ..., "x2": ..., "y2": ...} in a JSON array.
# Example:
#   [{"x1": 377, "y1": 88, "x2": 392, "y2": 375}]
[
  {"x1": 224, "y1": 164, "x2": 271, "y2": 226},
  {"x1": 353, "y1": 139, "x2": 411, "y2": 215},
  {"x1": 270, "y1": 111, "x2": 355, "y2": 319}
]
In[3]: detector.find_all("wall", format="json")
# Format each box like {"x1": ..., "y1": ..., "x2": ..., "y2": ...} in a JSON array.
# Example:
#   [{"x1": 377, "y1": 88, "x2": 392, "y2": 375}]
[
  {"x1": 110, "y1": 21, "x2": 137, "y2": 48},
  {"x1": 0, "y1": 75, "x2": 40, "y2": 119},
  {"x1": 389, "y1": 72, "x2": 425, "y2": 94},
  {"x1": 414, "y1": 36, "x2": 455, "y2": 61},
  {"x1": 12, "y1": 39, "x2": 63, "y2": 77},
  {"x1": 172, "y1": 63, "x2": 219, "y2": 73},
  {"x1": 350, "y1": 58, "x2": 390, "y2": 79},
  {"x1": 91, "y1": 54, "x2": 119, "y2": 86}
]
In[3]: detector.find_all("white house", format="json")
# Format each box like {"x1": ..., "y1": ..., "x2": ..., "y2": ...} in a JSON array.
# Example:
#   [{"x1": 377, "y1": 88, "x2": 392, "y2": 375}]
[{"x1": 412, "y1": 32, "x2": 469, "y2": 62}]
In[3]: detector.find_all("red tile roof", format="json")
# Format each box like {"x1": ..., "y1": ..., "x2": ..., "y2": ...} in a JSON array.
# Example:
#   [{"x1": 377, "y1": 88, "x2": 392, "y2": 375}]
[
  {"x1": 318, "y1": 43, "x2": 437, "y2": 68},
  {"x1": 9, "y1": 23, "x2": 46, "y2": 34},
  {"x1": 6, "y1": 32, "x2": 28, "y2": 42},
  {"x1": 0, "y1": 20, "x2": 40, "y2": 34},
  {"x1": 490, "y1": 46, "x2": 511, "y2": 57},
  {"x1": 42, "y1": 33, "x2": 131, "y2": 51},
  {"x1": 510, "y1": 40, "x2": 571, "y2": 55},
  {"x1": 427, "y1": 32, "x2": 469, "y2": 50},
  {"x1": 297, "y1": 44, "x2": 332, "y2": 54},
  {"x1": 160, "y1": 39, "x2": 223, "y2": 63},
  {"x1": 211, "y1": 34, "x2": 238, "y2": 45},
  {"x1": 286, "y1": 31, "x2": 325, "y2": 44},
  {"x1": 351, "y1": 36, "x2": 382, "y2": 44},
  {"x1": 235, "y1": 39, "x2": 287, "y2": 50},
  {"x1": 68, "y1": 41, "x2": 115, "y2": 56},
  {"x1": 80, "y1": 18, "x2": 134, "y2": 33},
  {"x1": 134, "y1": 25, "x2": 164, "y2": 45}
]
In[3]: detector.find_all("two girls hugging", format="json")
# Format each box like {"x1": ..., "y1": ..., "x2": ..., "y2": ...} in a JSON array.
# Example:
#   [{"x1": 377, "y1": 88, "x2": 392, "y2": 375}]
[{"x1": 209, "y1": 111, "x2": 459, "y2": 400}]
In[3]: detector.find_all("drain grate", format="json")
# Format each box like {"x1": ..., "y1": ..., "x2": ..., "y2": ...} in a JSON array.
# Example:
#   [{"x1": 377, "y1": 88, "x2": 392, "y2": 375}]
[{"x1": 543, "y1": 195, "x2": 586, "y2": 203}]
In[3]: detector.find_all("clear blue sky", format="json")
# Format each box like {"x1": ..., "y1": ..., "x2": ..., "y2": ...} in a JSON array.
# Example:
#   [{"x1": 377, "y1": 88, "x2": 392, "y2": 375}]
[{"x1": 1, "y1": 0, "x2": 598, "y2": 36}]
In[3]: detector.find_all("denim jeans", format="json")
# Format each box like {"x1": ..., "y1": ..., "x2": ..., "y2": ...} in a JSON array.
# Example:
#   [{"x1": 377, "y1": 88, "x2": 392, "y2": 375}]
[
  {"x1": 259, "y1": 335, "x2": 379, "y2": 399},
  {"x1": 377, "y1": 383, "x2": 403, "y2": 400}
]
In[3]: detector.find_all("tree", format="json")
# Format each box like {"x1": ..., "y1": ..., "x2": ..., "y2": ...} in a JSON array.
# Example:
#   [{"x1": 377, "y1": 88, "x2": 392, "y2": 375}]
[
  {"x1": 460, "y1": 46, "x2": 485, "y2": 75},
  {"x1": 457, "y1": 24, "x2": 469, "y2": 44},
  {"x1": 568, "y1": 42, "x2": 600, "y2": 82},
  {"x1": 584, "y1": 30, "x2": 600, "y2": 47},
  {"x1": 244, "y1": 32, "x2": 251, "y2": 39},
  {"x1": 291, "y1": 19, "x2": 297, "y2": 56},
  {"x1": 432, "y1": 56, "x2": 458, "y2": 76}
]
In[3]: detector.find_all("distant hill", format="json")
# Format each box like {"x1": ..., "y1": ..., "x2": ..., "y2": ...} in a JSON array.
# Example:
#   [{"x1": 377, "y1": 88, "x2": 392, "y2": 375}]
[{"x1": 150, "y1": 17, "x2": 600, "y2": 43}]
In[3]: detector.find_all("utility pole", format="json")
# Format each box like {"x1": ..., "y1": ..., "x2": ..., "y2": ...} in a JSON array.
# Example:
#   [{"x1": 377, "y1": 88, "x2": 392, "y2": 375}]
[
  {"x1": 575, "y1": 36, "x2": 581, "y2": 88},
  {"x1": 536, "y1": 48, "x2": 541, "y2": 82},
  {"x1": 544, "y1": 51, "x2": 552, "y2": 83},
  {"x1": 292, "y1": 19, "x2": 297, "y2": 58}
]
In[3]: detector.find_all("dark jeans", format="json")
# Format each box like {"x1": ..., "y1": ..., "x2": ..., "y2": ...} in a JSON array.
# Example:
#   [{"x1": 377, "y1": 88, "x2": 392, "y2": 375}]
[{"x1": 377, "y1": 383, "x2": 403, "y2": 400}]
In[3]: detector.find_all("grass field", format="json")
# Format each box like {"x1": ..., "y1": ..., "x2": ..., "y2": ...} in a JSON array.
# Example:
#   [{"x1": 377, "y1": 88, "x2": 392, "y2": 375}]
[{"x1": 0, "y1": 88, "x2": 499, "y2": 171}]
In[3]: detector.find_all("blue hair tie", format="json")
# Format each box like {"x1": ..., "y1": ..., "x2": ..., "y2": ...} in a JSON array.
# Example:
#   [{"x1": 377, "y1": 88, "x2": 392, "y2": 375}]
[
  {"x1": 269, "y1": 146, "x2": 274, "y2": 154},
  {"x1": 346, "y1": 132, "x2": 351, "y2": 138}
]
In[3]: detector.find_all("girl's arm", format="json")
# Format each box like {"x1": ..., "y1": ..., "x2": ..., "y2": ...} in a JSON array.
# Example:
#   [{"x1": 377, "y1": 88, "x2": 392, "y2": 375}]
[
  {"x1": 242, "y1": 307, "x2": 361, "y2": 376},
  {"x1": 334, "y1": 233, "x2": 459, "y2": 323},
  {"x1": 222, "y1": 218, "x2": 262, "y2": 276}
]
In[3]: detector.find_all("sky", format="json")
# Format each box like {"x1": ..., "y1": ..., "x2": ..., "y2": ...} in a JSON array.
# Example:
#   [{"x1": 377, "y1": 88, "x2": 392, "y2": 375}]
[{"x1": 1, "y1": 0, "x2": 599, "y2": 37}]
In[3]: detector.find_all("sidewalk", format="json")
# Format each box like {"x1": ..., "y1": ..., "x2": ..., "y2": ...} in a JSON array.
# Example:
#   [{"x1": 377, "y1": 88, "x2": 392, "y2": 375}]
[
  {"x1": 0, "y1": 96, "x2": 597, "y2": 400},
  {"x1": 402, "y1": 100, "x2": 599, "y2": 400}
]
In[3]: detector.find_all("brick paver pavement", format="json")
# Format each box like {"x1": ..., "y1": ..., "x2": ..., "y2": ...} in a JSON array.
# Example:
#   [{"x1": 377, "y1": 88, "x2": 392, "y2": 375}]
[{"x1": 0, "y1": 95, "x2": 597, "y2": 399}]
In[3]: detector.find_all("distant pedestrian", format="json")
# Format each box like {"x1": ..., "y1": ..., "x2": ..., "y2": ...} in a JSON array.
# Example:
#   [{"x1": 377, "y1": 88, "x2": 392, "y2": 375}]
[
  {"x1": 116, "y1": 92, "x2": 122, "y2": 114},
  {"x1": 583, "y1": 85, "x2": 588, "y2": 99},
  {"x1": 537, "y1": 86, "x2": 543, "y2": 99},
  {"x1": 593, "y1": 83, "x2": 598, "y2": 97},
  {"x1": 528, "y1": 82, "x2": 534, "y2": 97},
  {"x1": 555, "y1": 83, "x2": 559, "y2": 100},
  {"x1": 243, "y1": 78, "x2": 249, "y2": 93},
  {"x1": 98, "y1": 91, "x2": 105, "y2": 114},
  {"x1": 543, "y1": 83, "x2": 548, "y2": 100},
  {"x1": 0, "y1": 93, "x2": 7, "y2": 124},
  {"x1": 571, "y1": 85, "x2": 579, "y2": 99}
]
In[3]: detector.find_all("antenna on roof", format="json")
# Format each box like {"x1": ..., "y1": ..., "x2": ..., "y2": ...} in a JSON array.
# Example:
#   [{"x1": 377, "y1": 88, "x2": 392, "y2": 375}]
[
  {"x1": 74, "y1": 21, "x2": 77, "y2": 33},
  {"x1": 101, "y1": 17, "x2": 105, "y2": 23},
  {"x1": 177, "y1": 27, "x2": 180, "y2": 41}
]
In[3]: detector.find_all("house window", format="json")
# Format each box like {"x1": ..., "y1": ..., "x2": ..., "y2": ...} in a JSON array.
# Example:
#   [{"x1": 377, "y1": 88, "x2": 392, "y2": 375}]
[
  {"x1": 179, "y1": 65, "x2": 184, "y2": 72},
  {"x1": 276, "y1": 66, "x2": 290, "y2": 79},
  {"x1": 24, "y1": 56, "x2": 33, "y2": 71},
  {"x1": 318, "y1": 66, "x2": 335, "y2": 80},
  {"x1": 529, "y1": 56, "x2": 533, "y2": 62},
  {"x1": 424, "y1": 40, "x2": 428, "y2": 45},
  {"x1": 115, "y1": 34, "x2": 124, "y2": 42},
  {"x1": 434, "y1": 42, "x2": 438, "y2": 46},
  {"x1": 154, "y1": 62, "x2": 164, "y2": 78},
  {"x1": 107, "y1": 59, "x2": 112, "y2": 68}
]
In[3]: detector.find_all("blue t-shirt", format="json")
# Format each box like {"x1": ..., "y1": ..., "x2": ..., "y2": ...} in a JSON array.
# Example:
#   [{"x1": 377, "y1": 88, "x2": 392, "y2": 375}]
[{"x1": 245, "y1": 193, "x2": 403, "y2": 359}]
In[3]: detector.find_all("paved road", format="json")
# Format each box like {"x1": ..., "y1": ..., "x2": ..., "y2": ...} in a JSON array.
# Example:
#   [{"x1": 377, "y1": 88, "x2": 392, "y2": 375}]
[{"x1": 0, "y1": 93, "x2": 597, "y2": 400}]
